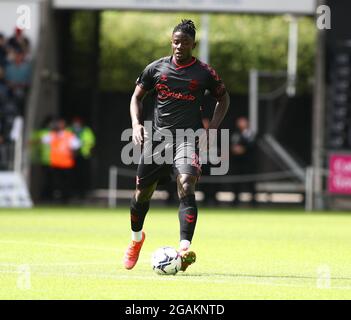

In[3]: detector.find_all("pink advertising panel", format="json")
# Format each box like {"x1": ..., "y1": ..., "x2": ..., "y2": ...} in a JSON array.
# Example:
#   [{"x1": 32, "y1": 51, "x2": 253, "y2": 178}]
[{"x1": 328, "y1": 154, "x2": 351, "y2": 195}]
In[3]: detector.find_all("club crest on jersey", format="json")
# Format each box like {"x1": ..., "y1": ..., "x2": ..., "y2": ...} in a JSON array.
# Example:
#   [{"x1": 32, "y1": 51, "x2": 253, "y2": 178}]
[
  {"x1": 160, "y1": 74, "x2": 168, "y2": 82},
  {"x1": 189, "y1": 79, "x2": 199, "y2": 91}
]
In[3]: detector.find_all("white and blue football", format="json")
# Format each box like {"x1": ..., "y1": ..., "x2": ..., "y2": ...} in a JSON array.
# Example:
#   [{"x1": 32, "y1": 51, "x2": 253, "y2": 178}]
[{"x1": 151, "y1": 246, "x2": 182, "y2": 275}]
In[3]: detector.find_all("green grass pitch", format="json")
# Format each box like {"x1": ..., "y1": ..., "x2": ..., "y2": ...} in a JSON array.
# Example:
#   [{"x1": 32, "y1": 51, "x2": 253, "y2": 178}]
[{"x1": 0, "y1": 207, "x2": 351, "y2": 300}]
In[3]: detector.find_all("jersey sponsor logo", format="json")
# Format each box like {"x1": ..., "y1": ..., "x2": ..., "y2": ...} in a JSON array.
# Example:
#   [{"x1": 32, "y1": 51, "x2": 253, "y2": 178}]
[
  {"x1": 189, "y1": 79, "x2": 199, "y2": 91},
  {"x1": 155, "y1": 83, "x2": 196, "y2": 101}
]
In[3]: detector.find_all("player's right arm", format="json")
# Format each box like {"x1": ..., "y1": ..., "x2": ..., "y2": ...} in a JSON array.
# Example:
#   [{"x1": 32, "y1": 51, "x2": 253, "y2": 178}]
[
  {"x1": 130, "y1": 85, "x2": 147, "y2": 145},
  {"x1": 131, "y1": 60, "x2": 158, "y2": 145},
  {"x1": 130, "y1": 85, "x2": 148, "y2": 145}
]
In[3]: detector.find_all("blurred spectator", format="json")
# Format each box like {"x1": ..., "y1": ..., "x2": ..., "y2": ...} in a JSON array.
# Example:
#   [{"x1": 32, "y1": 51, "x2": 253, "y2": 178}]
[
  {"x1": 0, "y1": 66, "x2": 7, "y2": 98},
  {"x1": 31, "y1": 116, "x2": 53, "y2": 166},
  {"x1": 31, "y1": 116, "x2": 54, "y2": 200},
  {"x1": 0, "y1": 127, "x2": 6, "y2": 170},
  {"x1": 0, "y1": 93, "x2": 18, "y2": 140},
  {"x1": 230, "y1": 116, "x2": 257, "y2": 206},
  {"x1": 0, "y1": 33, "x2": 7, "y2": 67},
  {"x1": 42, "y1": 118, "x2": 81, "y2": 203},
  {"x1": 0, "y1": 28, "x2": 32, "y2": 171},
  {"x1": 69, "y1": 117, "x2": 96, "y2": 199},
  {"x1": 7, "y1": 28, "x2": 30, "y2": 57},
  {"x1": 5, "y1": 48, "x2": 32, "y2": 115},
  {"x1": 1, "y1": 92, "x2": 19, "y2": 117},
  {"x1": 0, "y1": 93, "x2": 19, "y2": 170},
  {"x1": 0, "y1": 102, "x2": 6, "y2": 169}
]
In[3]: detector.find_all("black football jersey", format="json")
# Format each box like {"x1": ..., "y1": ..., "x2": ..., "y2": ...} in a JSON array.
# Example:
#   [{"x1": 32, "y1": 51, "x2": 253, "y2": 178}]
[{"x1": 136, "y1": 56, "x2": 226, "y2": 133}]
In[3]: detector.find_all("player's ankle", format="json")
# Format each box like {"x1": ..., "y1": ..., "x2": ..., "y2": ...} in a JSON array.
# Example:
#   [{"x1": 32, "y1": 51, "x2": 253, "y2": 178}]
[
  {"x1": 132, "y1": 230, "x2": 143, "y2": 242},
  {"x1": 179, "y1": 239, "x2": 191, "y2": 251}
]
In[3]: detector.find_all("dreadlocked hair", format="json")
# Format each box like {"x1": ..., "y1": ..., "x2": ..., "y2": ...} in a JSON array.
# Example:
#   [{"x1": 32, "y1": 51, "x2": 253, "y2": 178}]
[{"x1": 173, "y1": 19, "x2": 196, "y2": 40}]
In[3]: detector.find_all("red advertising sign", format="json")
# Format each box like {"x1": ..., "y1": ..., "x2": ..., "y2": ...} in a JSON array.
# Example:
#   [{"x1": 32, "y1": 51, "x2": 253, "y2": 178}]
[{"x1": 328, "y1": 154, "x2": 351, "y2": 195}]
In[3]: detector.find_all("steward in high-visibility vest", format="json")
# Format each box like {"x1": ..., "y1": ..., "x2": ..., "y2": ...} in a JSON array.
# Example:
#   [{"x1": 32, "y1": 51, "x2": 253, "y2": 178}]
[
  {"x1": 31, "y1": 127, "x2": 51, "y2": 166},
  {"x1": 69, "y1": 118, "x2": 95, "y2": 159},
  {"x1": 50, "y1": 130, "x2": 76, "y2": 168},
  {"x1": 42, "y1": 119, "x2": 81, "y2": 169},
  {"x1": 68, "y1": 117, "x2": 95, "y2": 199}
]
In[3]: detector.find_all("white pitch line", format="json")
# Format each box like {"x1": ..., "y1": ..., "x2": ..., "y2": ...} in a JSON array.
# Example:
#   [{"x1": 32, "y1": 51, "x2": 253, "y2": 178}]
[
  {"x1": 0, "y1": 239, "x2": 119, "y2": 252},
  {"x1": 0, "y1": 261, "x2": 119, "y2": 267},
  {"x1": 0, "y1": 269, "x2": 351, "y2": 291}
]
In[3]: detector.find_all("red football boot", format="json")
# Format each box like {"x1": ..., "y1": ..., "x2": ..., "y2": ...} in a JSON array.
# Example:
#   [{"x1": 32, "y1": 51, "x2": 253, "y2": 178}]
[{"x1": 123, "y1": 232, "x2": 145, "y2": 270}]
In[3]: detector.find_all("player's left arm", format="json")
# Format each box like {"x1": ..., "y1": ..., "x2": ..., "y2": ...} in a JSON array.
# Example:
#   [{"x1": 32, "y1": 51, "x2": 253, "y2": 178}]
[
  {"x1": 206, "y1": 66, "x2": 230, "y2": 129},
  {"x1": 199, "y1": 92, "x2": 229, "y2": 151},
  {"x1": 199, "y1": 67, "x2": 230, "y2": 151},
  {"x1": 208, "y1": 92, "x2": 230, "y2": 130}
]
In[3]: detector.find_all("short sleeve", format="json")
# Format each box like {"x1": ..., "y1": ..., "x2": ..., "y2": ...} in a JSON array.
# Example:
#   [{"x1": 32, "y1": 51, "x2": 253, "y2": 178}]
[
  {"x1": 205, "y1": 65, "x2": 227, "y2": 100},
  {"x1": 136, "y1": 62, "x2": 156, "y2": 91}
]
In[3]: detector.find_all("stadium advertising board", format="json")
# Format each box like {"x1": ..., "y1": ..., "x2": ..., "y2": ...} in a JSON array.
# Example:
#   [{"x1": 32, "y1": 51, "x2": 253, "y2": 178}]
[
  {"x1": 53, "y1": 0, "x2": 316, "y2": 15},
  {"x1": 328, "y1": 154, "x2": 351, "y2": 195},
  {"x1": 0, "y1": 172, "x2": 33, "y2": 208}
]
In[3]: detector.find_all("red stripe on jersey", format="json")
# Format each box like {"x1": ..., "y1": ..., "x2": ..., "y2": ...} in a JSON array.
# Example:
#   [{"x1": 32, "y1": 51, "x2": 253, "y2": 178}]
[{"x1": 172, "y1": 56, "x2": 197, "y2": 70}]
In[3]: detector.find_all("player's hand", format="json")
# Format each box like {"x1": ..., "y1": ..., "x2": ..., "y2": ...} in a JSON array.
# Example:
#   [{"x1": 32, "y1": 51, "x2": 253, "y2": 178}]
[{"x1": 132, "y1": 124, "x2": 144, "y2": 145}]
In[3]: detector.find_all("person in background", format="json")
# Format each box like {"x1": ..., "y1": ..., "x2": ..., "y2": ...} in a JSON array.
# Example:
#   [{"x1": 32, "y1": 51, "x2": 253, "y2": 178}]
[
  {"x1": 0, "y1": 98, "x2": 6, "y2": 169},
  {"x1": 230, "y1": 116, "x2": 257, "y2": 206},
  {"x1": 42, "y1": 118, "x2": 80, "y2": 203},
  {"x1": 0, "y1": 90, "x2": 19, "y2": 170},
  {"x1": 0, "y1": 66, "x2": 7, "y2": 98},
  {"x1": 5, "y1": 48, "x2": 31, "y2": 115},
  {"x1": 69, "y1": 117, "x2": 96, "y2": 199},
  {"x1": 30, "y1": 116, "x2": 54, "y2": 201},
  {"x1": 0, "y1": 90, "x2": 18, "y2": 140},
  {"x1": 7, "y1": 27, "x2": 30, "y2": 57},
  {"x1": 0, "y1": 33, "x2": 8, "y2": 68}
]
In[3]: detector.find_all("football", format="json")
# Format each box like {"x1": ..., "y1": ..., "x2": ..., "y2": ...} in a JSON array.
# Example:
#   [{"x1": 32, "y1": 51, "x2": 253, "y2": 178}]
[{"x1": 151, "y1": 246, "x2": 182, "y2": 275}]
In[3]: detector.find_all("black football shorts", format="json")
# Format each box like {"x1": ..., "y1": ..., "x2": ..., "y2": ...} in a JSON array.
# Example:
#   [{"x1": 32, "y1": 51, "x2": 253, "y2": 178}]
[{"x1": 135, "y1": 135, "x2": 202, "y2": 189}]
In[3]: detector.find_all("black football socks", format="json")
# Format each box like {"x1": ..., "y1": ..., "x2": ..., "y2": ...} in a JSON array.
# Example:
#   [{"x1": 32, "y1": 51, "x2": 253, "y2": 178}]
[
  {"x1": 178, "y1": 194, "x2": 198, "y2": 242},
  {"x1": 130, "y1": 196, "x2": 150, "y2": 232}
]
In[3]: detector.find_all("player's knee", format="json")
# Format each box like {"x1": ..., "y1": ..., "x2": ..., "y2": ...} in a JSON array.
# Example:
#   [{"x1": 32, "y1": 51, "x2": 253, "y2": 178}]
[
  {"x1": 181, "y1": 182, "x2": 193, "y2": 196},
  {"x1": 135, "y1": 187, "x2": 153, "y2": 203},
  {"x1": 178, "y1": 175, "x2": 197, "y2": 197}
]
